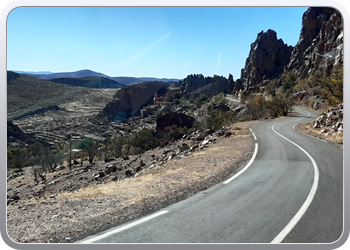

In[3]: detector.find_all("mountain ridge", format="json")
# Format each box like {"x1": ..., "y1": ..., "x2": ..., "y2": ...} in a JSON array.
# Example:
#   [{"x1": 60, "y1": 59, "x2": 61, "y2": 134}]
[{"x1": 13, "y1": 69, "x2": 181, "y2": 86}]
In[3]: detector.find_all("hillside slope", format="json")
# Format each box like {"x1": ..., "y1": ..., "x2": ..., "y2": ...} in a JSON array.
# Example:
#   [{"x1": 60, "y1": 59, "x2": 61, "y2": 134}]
[
  {"x1": 49, "y1": 76, "x2": 125, "y2": 89},
  {"x1": 7, "y1": 72, "x2": 118, "y2": 121}
]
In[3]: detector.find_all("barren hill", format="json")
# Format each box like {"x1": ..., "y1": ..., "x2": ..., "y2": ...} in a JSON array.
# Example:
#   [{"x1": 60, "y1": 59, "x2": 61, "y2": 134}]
[{"x1": 7, "y1": 72, "x2": 118, "y2": 121}]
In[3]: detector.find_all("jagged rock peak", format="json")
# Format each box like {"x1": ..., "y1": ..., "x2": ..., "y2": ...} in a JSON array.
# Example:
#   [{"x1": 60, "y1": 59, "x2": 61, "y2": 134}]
[
  {"x1": 286, "y1": 7, "x2": 342, "y2": 77},
  {"x1": 240, "y1": 29, "x2": 293, "y2": 89},
  {"x1": 180, "y1": 74, "x2": 235, "y2": 96}
]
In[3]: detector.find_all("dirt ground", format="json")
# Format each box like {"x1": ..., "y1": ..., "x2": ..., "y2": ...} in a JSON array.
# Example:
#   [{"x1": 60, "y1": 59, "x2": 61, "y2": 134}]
[{"x1": 6, "y1": 121, "x2": 260, "y2": 244}]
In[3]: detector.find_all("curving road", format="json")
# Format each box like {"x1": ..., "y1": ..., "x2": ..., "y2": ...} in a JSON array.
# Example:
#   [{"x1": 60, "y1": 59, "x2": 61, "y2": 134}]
[{"x1": 78, "y1": 107, "x2": 343, "y2": 244}]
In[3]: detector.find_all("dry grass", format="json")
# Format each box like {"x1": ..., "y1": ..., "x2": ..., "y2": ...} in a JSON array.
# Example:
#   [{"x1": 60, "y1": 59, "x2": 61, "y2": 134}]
[{"x1": 295, "y1": 122, "x2": 343, "y2": 145}]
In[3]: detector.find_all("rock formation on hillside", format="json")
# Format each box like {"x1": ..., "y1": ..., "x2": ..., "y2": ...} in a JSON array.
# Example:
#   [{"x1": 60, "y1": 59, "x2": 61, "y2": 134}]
[
  {"x1": 240, "y1": 29, "x2": 293, "y2": 89},
  {"x1": 286, "y1": 7, "x2": 343, "y2": 78},
  {"x1": 98, "y1": 81, "x2": 167, "y2": 122},
  {"x1": 180, "y1": 74, "x2": 235, "y2": 96},
  {"x1": 239, "y1": 7, "x2": 343, "y2": 90}
]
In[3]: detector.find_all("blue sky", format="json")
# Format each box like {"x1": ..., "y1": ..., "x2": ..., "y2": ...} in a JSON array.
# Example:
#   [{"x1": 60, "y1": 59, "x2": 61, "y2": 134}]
[{"x1": 7, "y1": 7, "x2": 308, "y2": 80}]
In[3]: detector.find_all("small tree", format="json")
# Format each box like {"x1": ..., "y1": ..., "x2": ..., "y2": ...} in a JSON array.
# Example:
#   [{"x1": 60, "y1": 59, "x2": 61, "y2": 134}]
[
  {"x1": 265, "y1": 96, "x2": 293, "y2": 117},
  {"x1": 108, "y1": 136, "x2": 129, "y2": 159},
  {"x1": 7, "y1": 147, "x2": 28, "y2": 171},
  {"x1": 244, "y1": 95, "x2": 268, "y2": 120},
  {"x1": 173, "y1": 98, "x2": 180, "y2": 105},
  {"x1": 207, "y1": 110, "x2": 235, "y2": 132},
  {"x1": 77, "y1": 139, "x2": 99, "y2": 163},
  {"x1": 320, "y1": 64, "x2": 343, "y2": 106}
]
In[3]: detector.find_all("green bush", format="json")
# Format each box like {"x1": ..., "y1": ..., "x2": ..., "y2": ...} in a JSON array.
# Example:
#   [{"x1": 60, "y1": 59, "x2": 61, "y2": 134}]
[{"x1": 207, "y1": 110, "x2": 235, "y2": 132}]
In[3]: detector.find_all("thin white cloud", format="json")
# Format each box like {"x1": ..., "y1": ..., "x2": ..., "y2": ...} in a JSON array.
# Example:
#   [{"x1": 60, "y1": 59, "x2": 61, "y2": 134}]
[
  {"x1": 216, "y1": 50, "x2": 223, "y2": 67},
  {"x1": 120, "y1": 32, "x2": 171, "y2": 68}
]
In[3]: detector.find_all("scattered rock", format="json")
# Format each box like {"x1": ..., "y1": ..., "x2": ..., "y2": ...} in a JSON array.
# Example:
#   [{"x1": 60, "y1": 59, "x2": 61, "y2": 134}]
[
  {"x1": 105, "y1": 165, "x2": 117, "y2": 174},
  {"x1": 312, "y1": 103, "x2": 343, "y2": 133},
  {"x1": 125, "y1": 170, "x2": 134, "y2": 177}
]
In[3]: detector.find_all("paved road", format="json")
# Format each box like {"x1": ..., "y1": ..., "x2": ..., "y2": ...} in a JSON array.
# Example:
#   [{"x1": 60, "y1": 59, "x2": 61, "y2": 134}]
[{"x1": 78, "y1": 107, "x2": 343, "y2": 243}]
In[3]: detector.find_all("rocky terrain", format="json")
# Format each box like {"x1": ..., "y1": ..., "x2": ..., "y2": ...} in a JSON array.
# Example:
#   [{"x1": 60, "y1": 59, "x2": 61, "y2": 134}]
[
  {"x1": 6, "y1": 6, "x2": 343, "y2": 244},
  {"x1": 240, "y1": 29, "x2": 293, "y2": 89},
  {"x1": 286, "y1": 8, "x2": 343, "y2": 78},
  {"x1": 98, "y1": 81, "x2": 168, "y2": 122},
  {"x1": 179, "y1": 73, "x2": 235, "y2": 96},
  {"x1": 296, "y1": 103, "x2": 343, "y2": 145},
  {"x1": 240, "y1": 7, "x2": 343, "y2": 89},
  {"x1": 312, "y1": 103, "x2": 343, "y2": 132},
  {"x1": 7, "y1": 121, "x2": 258, "y2": 243}
]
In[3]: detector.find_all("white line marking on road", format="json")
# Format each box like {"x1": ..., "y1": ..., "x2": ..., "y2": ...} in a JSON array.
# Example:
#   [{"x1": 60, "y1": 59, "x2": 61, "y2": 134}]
[
  {"x1": 292, "y1": 120, "x2": 327, "y2": 143},
  {"x1": 270, "y1": 124, "x2": 319, "y2": 243},
  {"x1": 223, "y1": 143, "x2": 258, "y2": 184},
  {"x1": 80, "y1": 210, "x2": 169, "y2": 243},
  {"x1": 301, "y1": 132, "x2": 328, "y2": 143},
  {"x1": 250, "y1": 128, "x2": 257, "y2": 140}
]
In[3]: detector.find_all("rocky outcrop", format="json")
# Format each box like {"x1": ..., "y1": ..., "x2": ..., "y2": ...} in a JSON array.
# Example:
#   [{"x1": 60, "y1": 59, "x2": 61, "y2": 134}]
[
  {"x1": 312, "y1": 103, "x2": 343, "y2": 134},
  {"x1": 240, "y1": 7, "x2": 343, "y2": 89},
  {"x1": 99, "y1": 81, "x2": 167, "y2": 121},
  {"x1": 180, "y1": 74, "x2": 235, "y2": 96},
  {"x1": 286, "y1": 7, "x2": 343, "y2": 78},
  {"x1": 240, "y1": 29, "x2": 293, "y2": 89}
]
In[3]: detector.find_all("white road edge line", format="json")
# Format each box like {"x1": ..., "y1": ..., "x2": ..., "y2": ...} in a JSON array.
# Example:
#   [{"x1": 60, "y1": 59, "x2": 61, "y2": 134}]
[
  {"x1": 292, "y1": 120, "x2": 327, "y2": 143},
  {"x1": 250, "y1": 128, "x2": 257, "y2": 140},
  {"x1": 223, "y1": 143, "x2": 258, "y2": 184},
  {"x1": 80, "y1": 210, "x2": 169, "y2": 243},
  {"x1": 301, "y1": 131, "x2": 328, "y2": 143},
  {"x1": 270, "y1": 124, "x2": 319, "y2": 243}
]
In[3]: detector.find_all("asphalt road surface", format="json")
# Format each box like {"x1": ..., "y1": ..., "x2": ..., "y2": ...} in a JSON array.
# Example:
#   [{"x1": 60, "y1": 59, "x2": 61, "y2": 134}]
[{"x1": 78, "y1": 107, "x2": 343, "y2": 244}]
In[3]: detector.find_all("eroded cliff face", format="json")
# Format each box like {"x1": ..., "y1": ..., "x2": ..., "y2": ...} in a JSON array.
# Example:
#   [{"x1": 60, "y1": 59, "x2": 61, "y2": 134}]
[
  {"x1": 99, "y1": 81, "x2": 167, "y2": 121},
  {"x1": 286, "y1": 7, "x2": 343, "y2": 77},
  {"x1": 240, "y1": 7, "x2": 343, "y2": 89},
  {"x1": 240, "y1": 29, "x2": 293, "y2": 89}
]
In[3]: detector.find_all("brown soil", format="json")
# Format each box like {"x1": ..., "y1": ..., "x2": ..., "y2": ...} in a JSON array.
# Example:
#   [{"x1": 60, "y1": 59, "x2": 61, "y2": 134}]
[{"x1": 6, "y1": 121, "x2": 260, "y2": 244}]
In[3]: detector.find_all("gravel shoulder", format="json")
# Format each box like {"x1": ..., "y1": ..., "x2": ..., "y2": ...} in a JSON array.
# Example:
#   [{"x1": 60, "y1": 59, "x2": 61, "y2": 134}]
[{"x1": 6, "y1": 121, "x2": 259, "y2": 244}]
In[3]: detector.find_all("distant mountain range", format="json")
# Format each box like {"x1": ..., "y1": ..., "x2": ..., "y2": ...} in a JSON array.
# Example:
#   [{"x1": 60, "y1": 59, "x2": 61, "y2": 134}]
[
  {"x1": 12, "y1": 69, "x2": 180, "y2": 86},
  {"x1": 49, "y1": 76, "x2": 126, "y2": 89}
]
